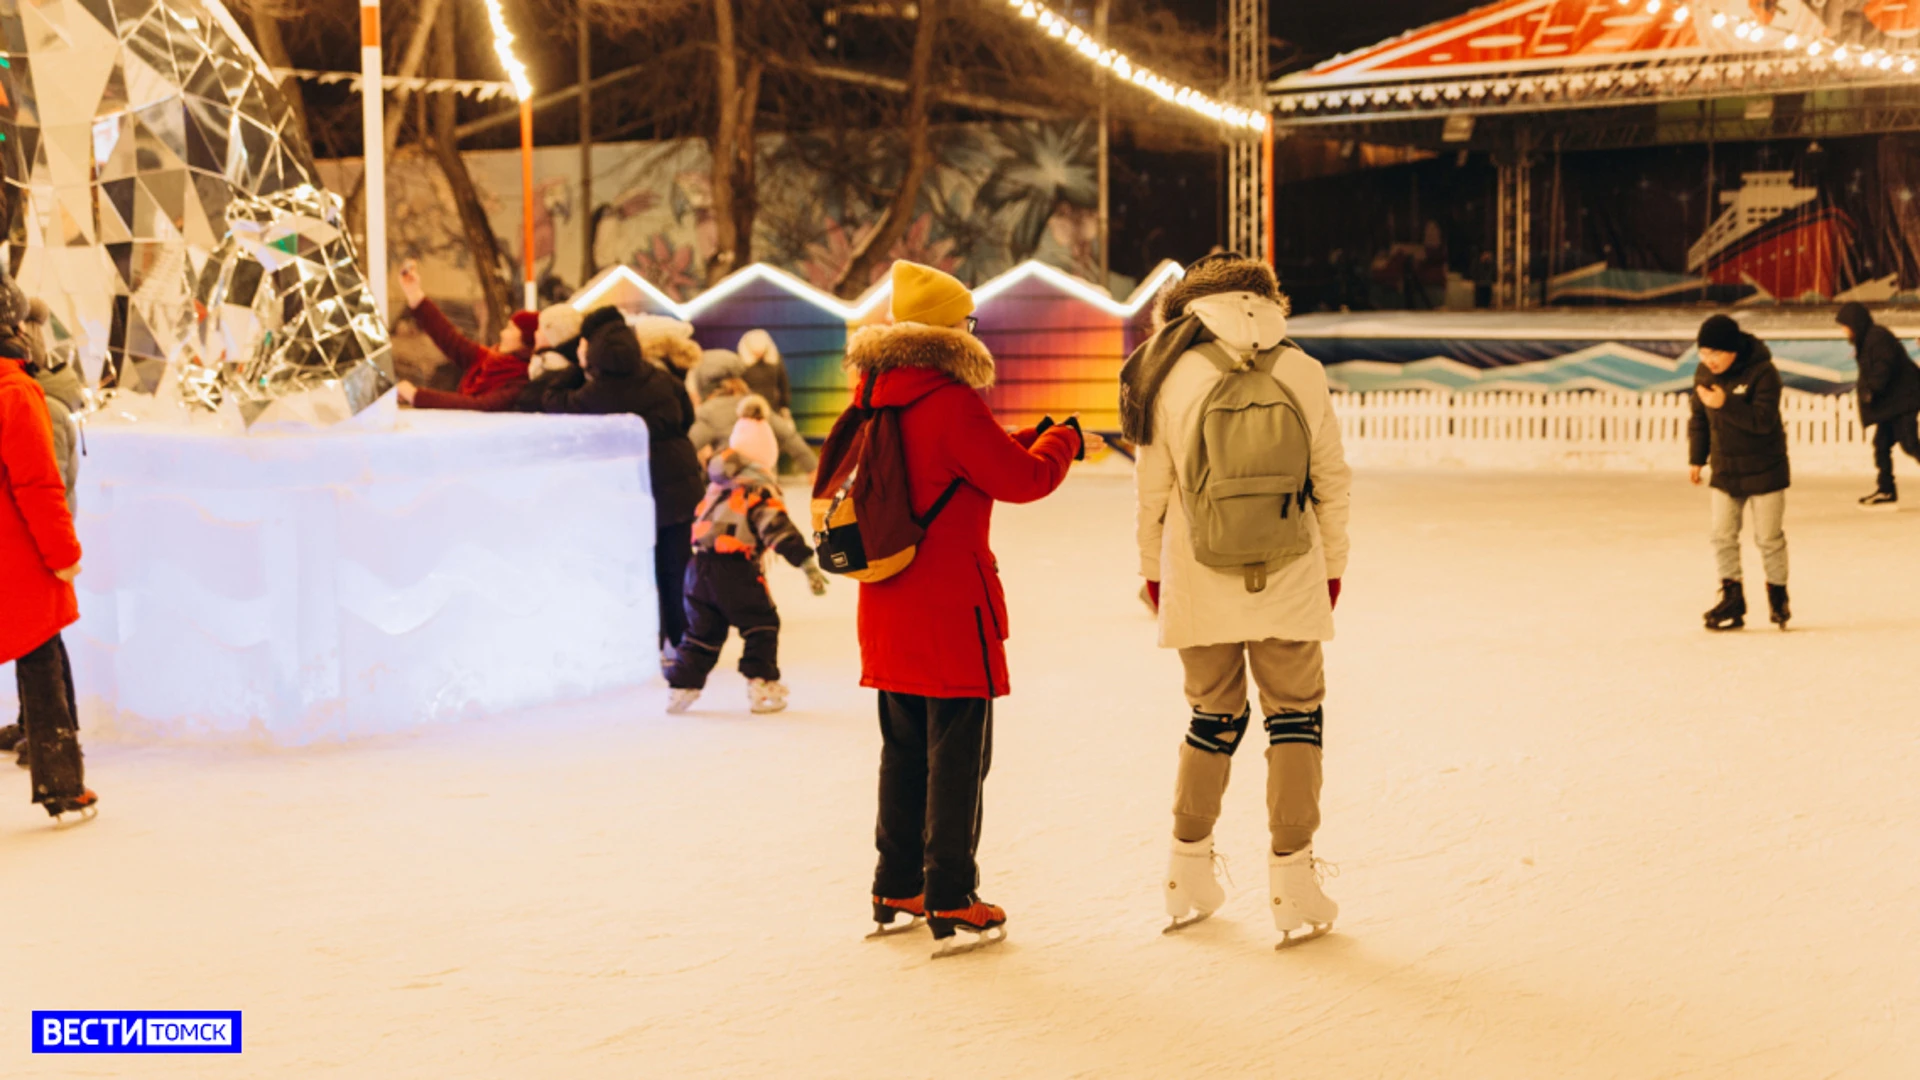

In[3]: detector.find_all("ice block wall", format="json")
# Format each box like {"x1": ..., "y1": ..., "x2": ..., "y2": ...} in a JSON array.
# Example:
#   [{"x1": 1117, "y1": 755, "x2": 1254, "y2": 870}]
[{"x1": 31, "y1": 413, "x2": 658, "y2": 745}]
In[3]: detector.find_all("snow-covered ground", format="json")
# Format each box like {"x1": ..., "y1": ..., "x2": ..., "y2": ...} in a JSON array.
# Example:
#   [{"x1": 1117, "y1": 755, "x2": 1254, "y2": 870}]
[{"x1": 7, "y1": 468, "x2": 1920, "y2": 1078}]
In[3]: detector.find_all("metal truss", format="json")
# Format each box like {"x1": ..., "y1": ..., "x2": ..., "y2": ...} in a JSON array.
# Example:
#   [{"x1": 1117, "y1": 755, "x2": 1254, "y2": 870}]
[{"x1": 1225, "y1": 0, "x2": 1266, "y2": 260}]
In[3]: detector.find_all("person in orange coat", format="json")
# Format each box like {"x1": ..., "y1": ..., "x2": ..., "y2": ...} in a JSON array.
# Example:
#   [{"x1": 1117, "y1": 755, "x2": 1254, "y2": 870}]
[
  {"x1": 392, "y1": 260, "x2": 534, "y2": 411},
  {"x1": 0, "y1": 334, "x2": 96, "y2": 819}
]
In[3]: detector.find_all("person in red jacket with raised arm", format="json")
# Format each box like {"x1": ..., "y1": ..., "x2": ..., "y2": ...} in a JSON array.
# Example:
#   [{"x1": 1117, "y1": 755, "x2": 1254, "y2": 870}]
[
  {"x1": 852, "y1": 261, "x2": 1098, "y2": 957},
  {"x1": 392, "y1": 260, "x2": 534, "y2": 411},
  {"x1": 0, "y1": 333, "x2": 96, "y2": 822}
]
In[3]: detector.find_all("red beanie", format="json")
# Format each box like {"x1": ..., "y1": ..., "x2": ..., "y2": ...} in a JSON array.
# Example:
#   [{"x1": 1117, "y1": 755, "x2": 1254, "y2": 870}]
[{"x1": 510, "y1": 310, "x2": 539, "y2": 342}]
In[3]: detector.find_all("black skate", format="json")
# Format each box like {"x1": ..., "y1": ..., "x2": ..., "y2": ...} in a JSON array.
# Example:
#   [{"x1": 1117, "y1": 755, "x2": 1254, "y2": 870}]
[
  {"x1": 1860, "y1": 489, "x2": 1898, "y2": 510},
  {"x1": 1704, "y1": 579, "x2": 1746, "y2": 631},
  {"x1": 0, "y1": 723, "x2": 20, "y2": 753},
  {"x1": 928, "y1": 897, "x2": 1007, "y2": 959},
  {"x1": 866, "y1": 894, "x2": 925, "y2": 939},
  {"x1": 1767, "y1": 584, "x2": 1791, "y2": 630},
  {"x1": 43, "y1": 789, "x2": 99, "y2": 827}
]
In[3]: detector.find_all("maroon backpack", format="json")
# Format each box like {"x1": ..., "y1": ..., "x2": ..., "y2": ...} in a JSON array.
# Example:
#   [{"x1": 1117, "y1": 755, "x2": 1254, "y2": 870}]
[{"x1": 810, "y1": 378, "x2": 961, "y2": 582}]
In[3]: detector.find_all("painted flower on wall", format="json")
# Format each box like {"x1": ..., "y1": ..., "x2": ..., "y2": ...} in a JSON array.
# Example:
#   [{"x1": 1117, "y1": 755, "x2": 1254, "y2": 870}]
[
  {"x1": 975, "y1": 122, "x2": 1098, "y2": 265},
  {"x1": 632, "y1": 235, "x2": 702, "y2": 301},
  {"x1": 888, "y1": 213, "x2": 960, "y2": 274}
]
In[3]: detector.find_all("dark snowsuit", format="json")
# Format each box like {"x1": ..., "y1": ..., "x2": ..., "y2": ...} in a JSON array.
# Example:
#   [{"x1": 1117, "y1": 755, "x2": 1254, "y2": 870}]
[
  {"x1": 528, "y1": 308, "x2": 705, "y2": 648},
  {"x1": 1688, "y1": 335, "x2": 1790, "y2": 496},
  {"x1": 1837, "y1": 303, "x2": 1920, "y2": 494},
  {"x1": 665, "y1": 452, "x2": 813, "y2": 689}
]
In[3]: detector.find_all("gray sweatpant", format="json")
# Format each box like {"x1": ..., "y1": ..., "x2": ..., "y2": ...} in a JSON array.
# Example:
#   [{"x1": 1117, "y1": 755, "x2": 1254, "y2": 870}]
[
  {"x1": 1172, "y1": 640, "x2": 1324, "y2": 856},
  {"x1": 1711, "y1": 488, "x2": 1788, "y2": 586}
]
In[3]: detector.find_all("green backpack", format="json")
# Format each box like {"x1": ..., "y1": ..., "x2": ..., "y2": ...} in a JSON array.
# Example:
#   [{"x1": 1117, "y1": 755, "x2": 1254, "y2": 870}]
[{"x1": 1180, "y1": 340, "x2": 1315, "y2": 593}]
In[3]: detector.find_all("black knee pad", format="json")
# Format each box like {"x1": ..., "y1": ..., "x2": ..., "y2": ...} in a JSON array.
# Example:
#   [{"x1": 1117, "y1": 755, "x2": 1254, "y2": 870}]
[
  {"x1": 1185, "y1": 706, "x2": 1251, "y2": 756},
  {"x1": 1265, "y1": 707, "x2": 1324, "y2": 748}
]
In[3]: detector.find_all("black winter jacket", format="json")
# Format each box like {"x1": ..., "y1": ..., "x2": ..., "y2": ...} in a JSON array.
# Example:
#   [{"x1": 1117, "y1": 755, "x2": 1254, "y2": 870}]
[
  {"x1": 1840, "y1": 313, "x2": 1920, "y2": 425},
  {"x1": 528, "y1": 319, "x2": 705, "y2": 526},
  {"x1": 1688, "y1": 334, "x2": 1790, "y2": 497}
]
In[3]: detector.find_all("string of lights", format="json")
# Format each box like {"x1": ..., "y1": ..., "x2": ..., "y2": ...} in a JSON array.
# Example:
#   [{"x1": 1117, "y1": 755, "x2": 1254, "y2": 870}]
[
  {"x1": 1634, "y1": 0, "x2": 1920, "y2": 75},
  {"x1": 1002, "y1": 0, "x2": 1268, "y2": 131},
  {"x1": 480, "y1": 0, "x2": 534, "y2": 101}
]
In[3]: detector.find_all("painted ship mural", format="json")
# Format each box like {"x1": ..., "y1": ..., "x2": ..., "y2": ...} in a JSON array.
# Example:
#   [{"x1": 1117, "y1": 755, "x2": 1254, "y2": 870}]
[
  {"x1": 1549, "y1": 172, "x2": 1854, "y2": 306},
  {"x1": 1687, "y1": 172, "x2": 1847, "y2": 301}
]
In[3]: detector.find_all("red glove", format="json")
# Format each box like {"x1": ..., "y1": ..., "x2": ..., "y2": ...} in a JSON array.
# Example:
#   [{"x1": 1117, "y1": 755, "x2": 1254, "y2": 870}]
[
  {"x1": 1144, "y1": 580, "x2": 1161, "y2": 611},
  {"x1": 1328, "y1": 579, "x2": 1342, "y2": 610}
]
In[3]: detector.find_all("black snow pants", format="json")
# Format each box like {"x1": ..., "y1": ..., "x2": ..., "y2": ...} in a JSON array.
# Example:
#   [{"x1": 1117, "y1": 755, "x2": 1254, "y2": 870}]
[
  {"x1": 665, "y1": 553, "x2": 781, "y2": 689},
  {"x1": 16, "y1": 633, "x2": 84, "y2": 805},
  {"x1": 655, "y1": 521, "x2": 694, "y2": 651},
  {"x1": 872, "y1": 693, "x2": 993, "y2": 913},
  {"x1": 1873, "y1": 411, "x2": 1920, "y2": 494}
]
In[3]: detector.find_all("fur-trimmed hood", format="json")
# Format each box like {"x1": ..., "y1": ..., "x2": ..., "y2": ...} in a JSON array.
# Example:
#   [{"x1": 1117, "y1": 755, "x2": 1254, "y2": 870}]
[
  {"x1": 845, "y1": 322, "x2": 995, "y2": 390},
  {"x1": 1154, "y1": 254, "x2": 1285, "y2": 328}
]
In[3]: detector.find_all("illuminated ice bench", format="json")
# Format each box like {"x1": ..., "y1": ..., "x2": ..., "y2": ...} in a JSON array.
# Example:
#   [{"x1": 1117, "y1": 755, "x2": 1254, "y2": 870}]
[{"x1": 62, "y1": 411, "x2": 658, "y2": 745}]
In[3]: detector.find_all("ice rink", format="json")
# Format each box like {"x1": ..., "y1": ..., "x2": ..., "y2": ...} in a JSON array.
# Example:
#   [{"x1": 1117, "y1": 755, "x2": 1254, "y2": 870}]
[{"x1": 6, "y1": 467, "x2": 1919, "y2": 1078}]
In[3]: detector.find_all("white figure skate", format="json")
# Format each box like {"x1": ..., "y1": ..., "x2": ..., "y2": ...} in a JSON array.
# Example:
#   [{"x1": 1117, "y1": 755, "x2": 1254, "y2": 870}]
[
  {"x1": 1269, "y1": 848, "x2": 1338, "y2": 949},
  {"x1": 1163, "y1": 835, "x2": 1228, "y2": 933}
]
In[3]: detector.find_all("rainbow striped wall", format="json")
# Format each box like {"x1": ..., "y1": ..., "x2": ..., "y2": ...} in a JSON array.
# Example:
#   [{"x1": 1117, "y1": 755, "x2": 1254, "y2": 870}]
[{"x1": 570, "y1": 261, "x2": 1182, "y2": 436}]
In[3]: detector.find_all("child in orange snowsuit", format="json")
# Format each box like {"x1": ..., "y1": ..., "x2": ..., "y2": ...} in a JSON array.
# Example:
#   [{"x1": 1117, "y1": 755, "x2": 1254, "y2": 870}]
[{"x1": 665, "y1": 397, "x2": 827, "y2": 713}]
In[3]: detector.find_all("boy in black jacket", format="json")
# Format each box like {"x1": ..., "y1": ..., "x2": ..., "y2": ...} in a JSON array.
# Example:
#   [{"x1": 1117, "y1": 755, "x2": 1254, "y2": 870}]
[
  {"x1": 1689, "y1": 315, "x2": 1791, "y2": 630},
  {"x1": 1835, "y1": 302, "x2": 1920, "y2": 506}
]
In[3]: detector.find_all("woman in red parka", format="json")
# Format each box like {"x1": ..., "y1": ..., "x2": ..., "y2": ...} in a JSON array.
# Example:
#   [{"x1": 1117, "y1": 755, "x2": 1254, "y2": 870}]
[
  {"x1": 0, "y1": 333, "x2": 96, "y2": 819},
  {"x1": 851, "y1": 261, "x2": 1091, "y2": 953}
]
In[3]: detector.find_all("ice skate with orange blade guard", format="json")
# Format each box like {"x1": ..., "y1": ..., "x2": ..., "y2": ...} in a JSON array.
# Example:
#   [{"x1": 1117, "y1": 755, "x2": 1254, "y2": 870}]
[
  {"x1": 928, "y1": 897, "x2": 1006, "y2": 958},
  {"x1": 867, "y1": 894, "x2": 925, "y2": 939}
]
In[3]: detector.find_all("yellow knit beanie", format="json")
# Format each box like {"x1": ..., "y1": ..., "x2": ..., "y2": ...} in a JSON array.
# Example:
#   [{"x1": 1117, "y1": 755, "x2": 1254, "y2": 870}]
[{"x1": 889, "y1": 261, "x2": 974, "y2": 328}]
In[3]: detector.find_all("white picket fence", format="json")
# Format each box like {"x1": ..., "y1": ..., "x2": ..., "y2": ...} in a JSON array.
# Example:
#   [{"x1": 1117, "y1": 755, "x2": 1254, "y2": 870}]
[{"x1": 1331, "y1": 389, "x2": 1869, "y2": 472}]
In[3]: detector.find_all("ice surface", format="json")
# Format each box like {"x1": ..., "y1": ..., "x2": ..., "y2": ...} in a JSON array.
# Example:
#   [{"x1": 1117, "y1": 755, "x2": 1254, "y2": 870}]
[
  {"x1": 6, "y1": 468, "x2": 1919, "y2": 1076},
  {"x1": 2, "y1": 412, "x2": 659, "y2": 743}
]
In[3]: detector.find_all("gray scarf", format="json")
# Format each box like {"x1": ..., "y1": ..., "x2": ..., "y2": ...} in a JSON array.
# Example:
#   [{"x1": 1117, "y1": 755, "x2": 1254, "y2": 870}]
[{"x1": 1118, "y1": 312, "x2": 1208, "y2": 445}]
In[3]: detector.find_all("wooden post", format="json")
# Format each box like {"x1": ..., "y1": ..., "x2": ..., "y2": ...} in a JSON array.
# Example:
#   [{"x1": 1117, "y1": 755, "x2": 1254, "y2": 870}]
[
  {"x1": 1095, "y1": 0, "x2": 1109, "y2": 291},
  {"x1": 578, "y1": 0, "x2": 593, "y2": 286}
]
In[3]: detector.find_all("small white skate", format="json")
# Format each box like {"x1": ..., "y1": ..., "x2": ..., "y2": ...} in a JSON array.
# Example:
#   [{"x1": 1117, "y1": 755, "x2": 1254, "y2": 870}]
[
  {"x1": 666, "y1": 688, "x2": 701, "y2": 714},
  {"x1": 1163, "y1": 835, "x2": 1229, "y2": 934},
  {"x1": 1270, "y1": 848, "x2": 1338, "y2": 950},
  {"x1": 747, "y1": 679, "x2": 789, "y2": 714}
]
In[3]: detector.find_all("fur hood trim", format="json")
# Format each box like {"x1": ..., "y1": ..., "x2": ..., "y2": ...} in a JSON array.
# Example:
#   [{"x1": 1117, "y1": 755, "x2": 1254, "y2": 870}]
[
  {"x1": 1154, "y1": 255, "x2": 1286, "y2": 328},
  {"x1": 642, "y1": 334, "x2": 703, "y2": 374},
  {"x1": 845, "y1": 322, "x2": 995, "y2": 390}
]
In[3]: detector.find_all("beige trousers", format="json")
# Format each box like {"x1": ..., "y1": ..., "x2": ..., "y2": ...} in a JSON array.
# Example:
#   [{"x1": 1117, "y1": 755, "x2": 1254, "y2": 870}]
[{"x1": 1173, "y1": 639, "x2": 1324, "y2": 855}]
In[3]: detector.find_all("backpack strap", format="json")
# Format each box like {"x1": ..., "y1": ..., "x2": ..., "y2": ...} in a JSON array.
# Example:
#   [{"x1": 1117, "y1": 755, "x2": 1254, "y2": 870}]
[
  {"x1": 1194, "y1": 341, "x2": 1246, "y2": 374},
  {"x1": 912, "y1": 477, "x2": 965, "y2": 529},
  {"x1": 1197, "y1": 339, "x2": 1289, "y2": 375}
]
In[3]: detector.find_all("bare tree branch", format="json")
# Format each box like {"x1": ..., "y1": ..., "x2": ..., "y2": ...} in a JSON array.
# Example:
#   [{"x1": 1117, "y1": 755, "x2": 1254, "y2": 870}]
[{"x1": 832, "y1": 0, "x2": 941, "y2": 297}]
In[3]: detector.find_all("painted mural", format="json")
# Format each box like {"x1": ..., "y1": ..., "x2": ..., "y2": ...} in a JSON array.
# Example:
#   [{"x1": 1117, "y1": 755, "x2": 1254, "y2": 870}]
[{"x1": 318, "y1": 120, "x2": 1127, "y2": 337}]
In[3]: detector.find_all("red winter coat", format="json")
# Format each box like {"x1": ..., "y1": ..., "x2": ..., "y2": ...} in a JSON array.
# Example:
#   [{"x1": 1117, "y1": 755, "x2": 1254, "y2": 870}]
[
  {"x1": 846, "y1": 323, "x2": 1081, "y2": 699},
  {"x1": 0, "y1": 356, "x2": 82, "y2": 663},
  {"x1": 409, "y1": 299, "x2": 531, "y2": 411}
]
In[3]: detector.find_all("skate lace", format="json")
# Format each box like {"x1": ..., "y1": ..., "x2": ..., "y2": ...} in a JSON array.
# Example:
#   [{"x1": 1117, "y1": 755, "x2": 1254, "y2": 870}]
[
  {"x1": 1310, "y1": 857, "x2": 1339, "y2": 885},
  {"x1": 1212, "y1": 851, "x2": 1235, "y2": 889}
]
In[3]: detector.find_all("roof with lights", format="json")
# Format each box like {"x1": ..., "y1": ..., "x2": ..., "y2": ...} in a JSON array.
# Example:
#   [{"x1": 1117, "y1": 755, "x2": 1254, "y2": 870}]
[{"x1": 1271, "y1": 0, "x2": 1920, "y2": 124}]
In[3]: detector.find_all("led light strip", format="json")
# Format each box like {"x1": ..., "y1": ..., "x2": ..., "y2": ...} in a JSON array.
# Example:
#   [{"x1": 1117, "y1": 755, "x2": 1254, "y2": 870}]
[
  {"x1": 570, "y1": 259, "x2": 1187, "y2": 323},
  {"x1": 1664, "y1": 0, "x2": 1918, "y2": 71},
  {"x1": 480, "y1": 0, "x2": 533, "y2": 100},
  {"x1": 1004, "y1": 0, "x2": 1268, "y2": 131}
]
